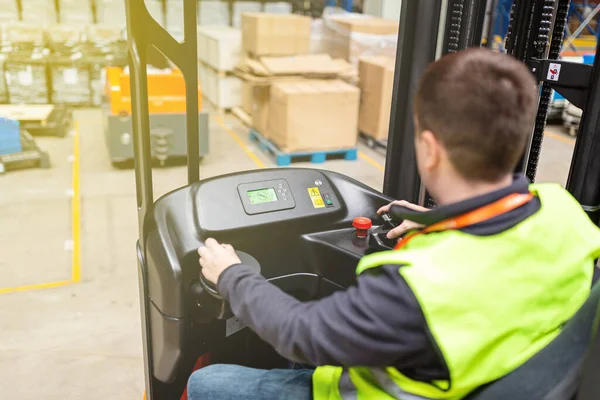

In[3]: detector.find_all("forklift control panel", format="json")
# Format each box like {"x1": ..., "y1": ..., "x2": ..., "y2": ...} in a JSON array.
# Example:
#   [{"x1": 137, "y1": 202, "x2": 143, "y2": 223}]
[{"x1": 141, "y1": 168, "x2": 396, "y2": 394}]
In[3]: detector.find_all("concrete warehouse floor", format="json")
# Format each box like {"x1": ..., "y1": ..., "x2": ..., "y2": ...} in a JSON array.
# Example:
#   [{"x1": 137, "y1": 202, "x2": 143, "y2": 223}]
[{"x1": 0, "y1": 108, "x2": 577, "y2": 399}]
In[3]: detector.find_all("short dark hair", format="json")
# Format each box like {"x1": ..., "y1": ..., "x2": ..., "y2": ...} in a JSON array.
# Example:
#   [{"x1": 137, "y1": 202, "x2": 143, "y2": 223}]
[{"x1": 414, "y1": 48, "x2": 538, "y2": 182}]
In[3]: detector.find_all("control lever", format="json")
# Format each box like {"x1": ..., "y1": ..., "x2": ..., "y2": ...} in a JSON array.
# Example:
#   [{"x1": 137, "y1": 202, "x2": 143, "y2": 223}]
[
  {"x1": 382, "y1": 212, "x2": 399, "y2": 229},
  {"x1": 369, "y1": 226, "x2": 398, "y2": 251},
  {"x1": 368, "y1": 212, "x2": 401, "y2": 251}
]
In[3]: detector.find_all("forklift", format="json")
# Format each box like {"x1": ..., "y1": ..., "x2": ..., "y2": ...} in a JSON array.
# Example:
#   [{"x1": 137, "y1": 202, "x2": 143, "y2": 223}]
[
  {"x1": 126, "y1": 0, "x2": 600, "y2": 399},
  {"x1": 103, "y1": 45, "x2": 209, "y2": 167}
]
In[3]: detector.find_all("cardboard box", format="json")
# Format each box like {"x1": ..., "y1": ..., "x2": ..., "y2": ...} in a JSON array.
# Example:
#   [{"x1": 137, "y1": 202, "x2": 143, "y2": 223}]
[
  {"x1": 251, "y1": 85, "x2": 271, "y2": 137},
  {"x1": 242, "y1": 13, "x2": 311, "y2": 56},
  {"x1": 242, "y1": 80, "x2": 254, "y2": 114},
  {"x1": 358, "y1": 56, "x2": 394, "y2": 140},
  {"x1": 197, "y1": 26, "x2": 242, "y2": 72},
  {"x1": 323, "y1": 15, "x2": 398, "y2": 63},
  {"x1": 237, "y1": 54, "x2": 357, "y2": 139},
  {"x1": 235, "y1": 54, "x2": 344, "y2": 82},
  {"x1": 268, "y1": 80, "x2": 360, "y2": 152},
  {"x1": 198, "y1": 0, "x2": 230, "y2": 26}
]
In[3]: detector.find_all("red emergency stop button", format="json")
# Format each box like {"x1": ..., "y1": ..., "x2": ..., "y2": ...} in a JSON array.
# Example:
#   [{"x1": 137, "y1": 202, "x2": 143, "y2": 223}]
[{"x1": 353, "y1": 217, "x2": 372, "y2": 238}]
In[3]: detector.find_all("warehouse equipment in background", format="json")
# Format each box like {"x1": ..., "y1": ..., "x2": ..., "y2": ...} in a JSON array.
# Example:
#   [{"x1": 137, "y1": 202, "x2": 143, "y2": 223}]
[
  {"x1": 0, "y1": 117, "x2": 50, "y2": 174},
  {"x1": 103, "y1": 46, "x2": 209, "y2": 167},
  {"x1": 0, "y1": 104, "x2": 72, "y2": 137}
]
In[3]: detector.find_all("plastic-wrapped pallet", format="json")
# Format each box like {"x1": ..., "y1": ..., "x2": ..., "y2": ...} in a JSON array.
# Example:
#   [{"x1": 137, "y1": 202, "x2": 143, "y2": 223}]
[
  {"x1": 166, "y1": 0, "x2": 184, "y2": 41},
  {"x1": 1, "y1": 22, "x2": 45, "y2": 46},
  {"x1": 197, "y1": 26, "x2": 242, "y2": 71},
  {"x1": 198, "y1": 1, "x2": 230, "y2": 26},
  {"x1": 321, "y1": 7, "x2": 398, "y2": 65},
  {"x1": 0, "y1": 0, "x2": 18, "y2": 21},
  {"x1": 21, "y1": 0, "x2": 57, "y2": 25},
  {"x1": 232, "y1": 2, "x2": 262, "y2": 29},
  {"x1": 81, "y1": 24, "x2": 128, "y2": 97},
  {"x1": 90, "y1": 67, "x2": 104, "y2": 106},
  {"x1": 264, "y1": 2, "x2": 293, "y2": 14},
  {"x1": 0, "y1": 54, "x2": 8, "y2": 103},
  {"x1": 84, "y1": 24, "x2": 125, "y2": 45},
  {"x1": 59, "y1": 0, "x2": 93, "y2": 25},
  {"x1": 96, "y1": 0, "x2": 127, "y2": 28},
  {"x1": 5, "y1": 50, "x2": 49, "y2": 104},
  {"x1": 46, "y1": 25, "x2": 84, "y2": 52},
  {"x1": 198, "y1": 62, "x2": 241, "y2": 110},
  {"x1": 0, "y1": 118, "x2": 21, "y2": 156},
  {"x1": 48, "y1": 51, "x2": 92, "y2": 106}
]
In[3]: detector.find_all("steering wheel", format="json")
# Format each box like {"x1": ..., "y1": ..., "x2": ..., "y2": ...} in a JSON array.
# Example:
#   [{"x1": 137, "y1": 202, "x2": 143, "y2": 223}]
[{"x1": 197, "y1": 250, "x2": 261, "y2": 318}]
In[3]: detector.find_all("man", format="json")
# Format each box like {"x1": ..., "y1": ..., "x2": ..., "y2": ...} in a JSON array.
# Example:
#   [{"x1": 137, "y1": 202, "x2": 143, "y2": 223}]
[{"x1": 187, "y1": 48, "x2": 600, "y2": 399}]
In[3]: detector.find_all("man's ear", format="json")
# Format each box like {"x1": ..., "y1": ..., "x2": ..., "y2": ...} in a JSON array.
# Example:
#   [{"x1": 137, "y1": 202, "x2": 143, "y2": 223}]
[{"x1": 420, "y1": 130, "x2": 441, "y2": 171}]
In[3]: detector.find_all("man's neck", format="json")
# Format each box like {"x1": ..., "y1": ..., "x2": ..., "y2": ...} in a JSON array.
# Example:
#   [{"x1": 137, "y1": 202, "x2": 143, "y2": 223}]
[{"x1": 434, "y1": 175, "x2": 514, "y2": 206}]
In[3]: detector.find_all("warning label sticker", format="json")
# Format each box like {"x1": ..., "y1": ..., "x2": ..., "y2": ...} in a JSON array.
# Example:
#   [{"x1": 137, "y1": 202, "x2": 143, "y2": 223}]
[
  {"x1": 226, "y1": 316, "x2": 245, "y2": 337},
  {"x1": 307, "y1": 187, "x2": 325, "y2": 208},
  {"x1": 547, "y1": 63, "x2": 561, "y2": 82}
]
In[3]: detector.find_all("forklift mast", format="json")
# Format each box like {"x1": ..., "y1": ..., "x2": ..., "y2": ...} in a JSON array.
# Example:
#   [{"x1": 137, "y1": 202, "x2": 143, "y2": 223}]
[
  {"x1": 125, "y1": 0, "x2": 600, "y2": 398},
  {"x1": 386, "y1": 0, "x2": 600, "y2": 228}
]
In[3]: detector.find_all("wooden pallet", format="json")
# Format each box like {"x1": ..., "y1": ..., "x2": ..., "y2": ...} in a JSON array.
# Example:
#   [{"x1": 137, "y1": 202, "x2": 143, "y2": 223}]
[
  {"x1": 198, "y1": 59, "x2": 235, "y2": 77},
  {"x1": 0, "y1": 130, "x2": 50, "y2": 174},
  {"x1": 359, "y1": 132, "x2": 388, "y2": 150},
  {"x1": 0, "y1": 105, "x2": 53, "y2": 124},
  {"x1": 249, "y1": 129, "x2": 358, "y2": 166}
]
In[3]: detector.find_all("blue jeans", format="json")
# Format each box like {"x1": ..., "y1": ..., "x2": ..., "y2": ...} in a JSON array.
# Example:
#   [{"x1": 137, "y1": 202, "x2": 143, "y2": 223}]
[{"x1": 187, "y1": 364, "x2": 314, "y2": 400}]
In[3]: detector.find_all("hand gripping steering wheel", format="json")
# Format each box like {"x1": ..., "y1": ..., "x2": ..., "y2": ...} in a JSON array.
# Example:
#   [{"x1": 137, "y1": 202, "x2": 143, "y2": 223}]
[{"x1": 196, "y1": 250, "x2": 262, "y2": 319}]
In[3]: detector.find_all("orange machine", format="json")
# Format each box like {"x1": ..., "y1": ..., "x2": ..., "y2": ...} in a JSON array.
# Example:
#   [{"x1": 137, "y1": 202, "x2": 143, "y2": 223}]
[
  {"x1": 104, "y1": 66, "x2": 209, "y2": 167},
  {"x1": 105, "y1": 66, "x2": 202, "y2": 115}
]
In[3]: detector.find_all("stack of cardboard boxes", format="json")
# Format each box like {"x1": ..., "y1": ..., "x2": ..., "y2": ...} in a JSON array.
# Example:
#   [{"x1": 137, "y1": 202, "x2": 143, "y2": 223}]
[
  {"x1": 237, "y1": 13, "x2": 361, "y2": 153},
  {"x1": 322, "y1": 11, "x2": 398, "y2": 144},
  {"x1": 358, "y1": 55, "x2": 395, "y2": 142}
]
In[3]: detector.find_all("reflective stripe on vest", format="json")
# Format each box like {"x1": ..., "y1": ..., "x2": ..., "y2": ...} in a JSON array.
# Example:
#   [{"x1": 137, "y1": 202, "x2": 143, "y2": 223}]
[
  {"x1": 338, "y1": 370, "x2": 357, "y2": 400},
  {"x1": 337, "y1": 369, "x2": 433, "y2": 400},
  {"x1": 313, "y1": 183, "x2": 600, "y2": 400},
  {"x1": 370, "y1": 369, "x2": 434, "y2": 400}
]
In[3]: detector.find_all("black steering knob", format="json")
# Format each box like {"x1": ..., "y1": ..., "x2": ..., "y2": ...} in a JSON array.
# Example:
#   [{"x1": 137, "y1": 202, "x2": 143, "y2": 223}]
[
  {"x1": 193, "y1": 250, "x2": 262, "y2": 319},
  {"x1": 198, "y1": 272, "x2": 224, "y2": 300}
]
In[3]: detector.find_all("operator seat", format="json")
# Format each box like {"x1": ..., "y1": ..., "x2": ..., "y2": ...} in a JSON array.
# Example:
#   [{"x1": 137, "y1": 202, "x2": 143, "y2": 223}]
[{"x1": 465, "y1": 281, "x2": 600, "y2": 400}]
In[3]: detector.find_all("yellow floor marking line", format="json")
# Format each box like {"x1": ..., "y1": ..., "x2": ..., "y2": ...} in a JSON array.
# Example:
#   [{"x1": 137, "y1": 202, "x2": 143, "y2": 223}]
[
  {"x1": 213, "y1": 116, "x2": 266, "y2": 169},
  {"x1": 71, "y1": 121, "x2": 81, "y2": 282},
  {"x1": 0, "y1": 123, "x2": 82, "y2": 295},
  {"x1": 0, "y1": 280, "x2": 72, "y2": 295},
  {"x1": 358, "y1": 151, "x2": 385, "y2": 171},
  {"x1": 545, "y1": 130, "x2": 576, "y2": 146}
]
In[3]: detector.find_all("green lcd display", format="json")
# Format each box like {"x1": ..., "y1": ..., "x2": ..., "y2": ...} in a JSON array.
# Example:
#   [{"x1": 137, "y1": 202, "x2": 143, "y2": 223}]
[{"x1": 247, "y1": 188, "x2": 278, "y2": 204}]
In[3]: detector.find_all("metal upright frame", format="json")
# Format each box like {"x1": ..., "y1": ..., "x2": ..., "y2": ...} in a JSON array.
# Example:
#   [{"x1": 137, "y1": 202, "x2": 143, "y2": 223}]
[
  {"x1": 125, "y1": 0, "x2": 200, "y2": 398},
  {"x1": 382, "y1": 0, "x2": 443, "y2": 204}
]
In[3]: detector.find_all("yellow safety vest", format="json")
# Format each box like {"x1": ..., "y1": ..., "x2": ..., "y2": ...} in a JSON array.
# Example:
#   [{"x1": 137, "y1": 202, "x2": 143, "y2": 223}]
[{"x1": 313, "y1": 183, "x2": 600, "y2": 400}]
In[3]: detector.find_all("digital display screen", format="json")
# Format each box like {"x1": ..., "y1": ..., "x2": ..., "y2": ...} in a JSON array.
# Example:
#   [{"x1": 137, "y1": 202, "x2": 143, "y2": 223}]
[{"x1": 247, "y1": 188, "x2": 278, "y2": 204}]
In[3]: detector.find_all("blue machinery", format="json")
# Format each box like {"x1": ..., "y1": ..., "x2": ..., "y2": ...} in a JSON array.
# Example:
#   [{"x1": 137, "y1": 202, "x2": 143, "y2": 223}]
[
  {"x1": 326, "y1": 0, "x2": 353, "y2": 12},
  {"x1": 492, "y1": 0, "x2": 600, "y2": 51}
]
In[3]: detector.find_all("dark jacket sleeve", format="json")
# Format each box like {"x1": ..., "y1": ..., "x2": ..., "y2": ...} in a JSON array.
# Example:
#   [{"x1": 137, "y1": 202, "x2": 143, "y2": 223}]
[{"x1": 217, "y1": 263, "x2": 444, "y2": 375}]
